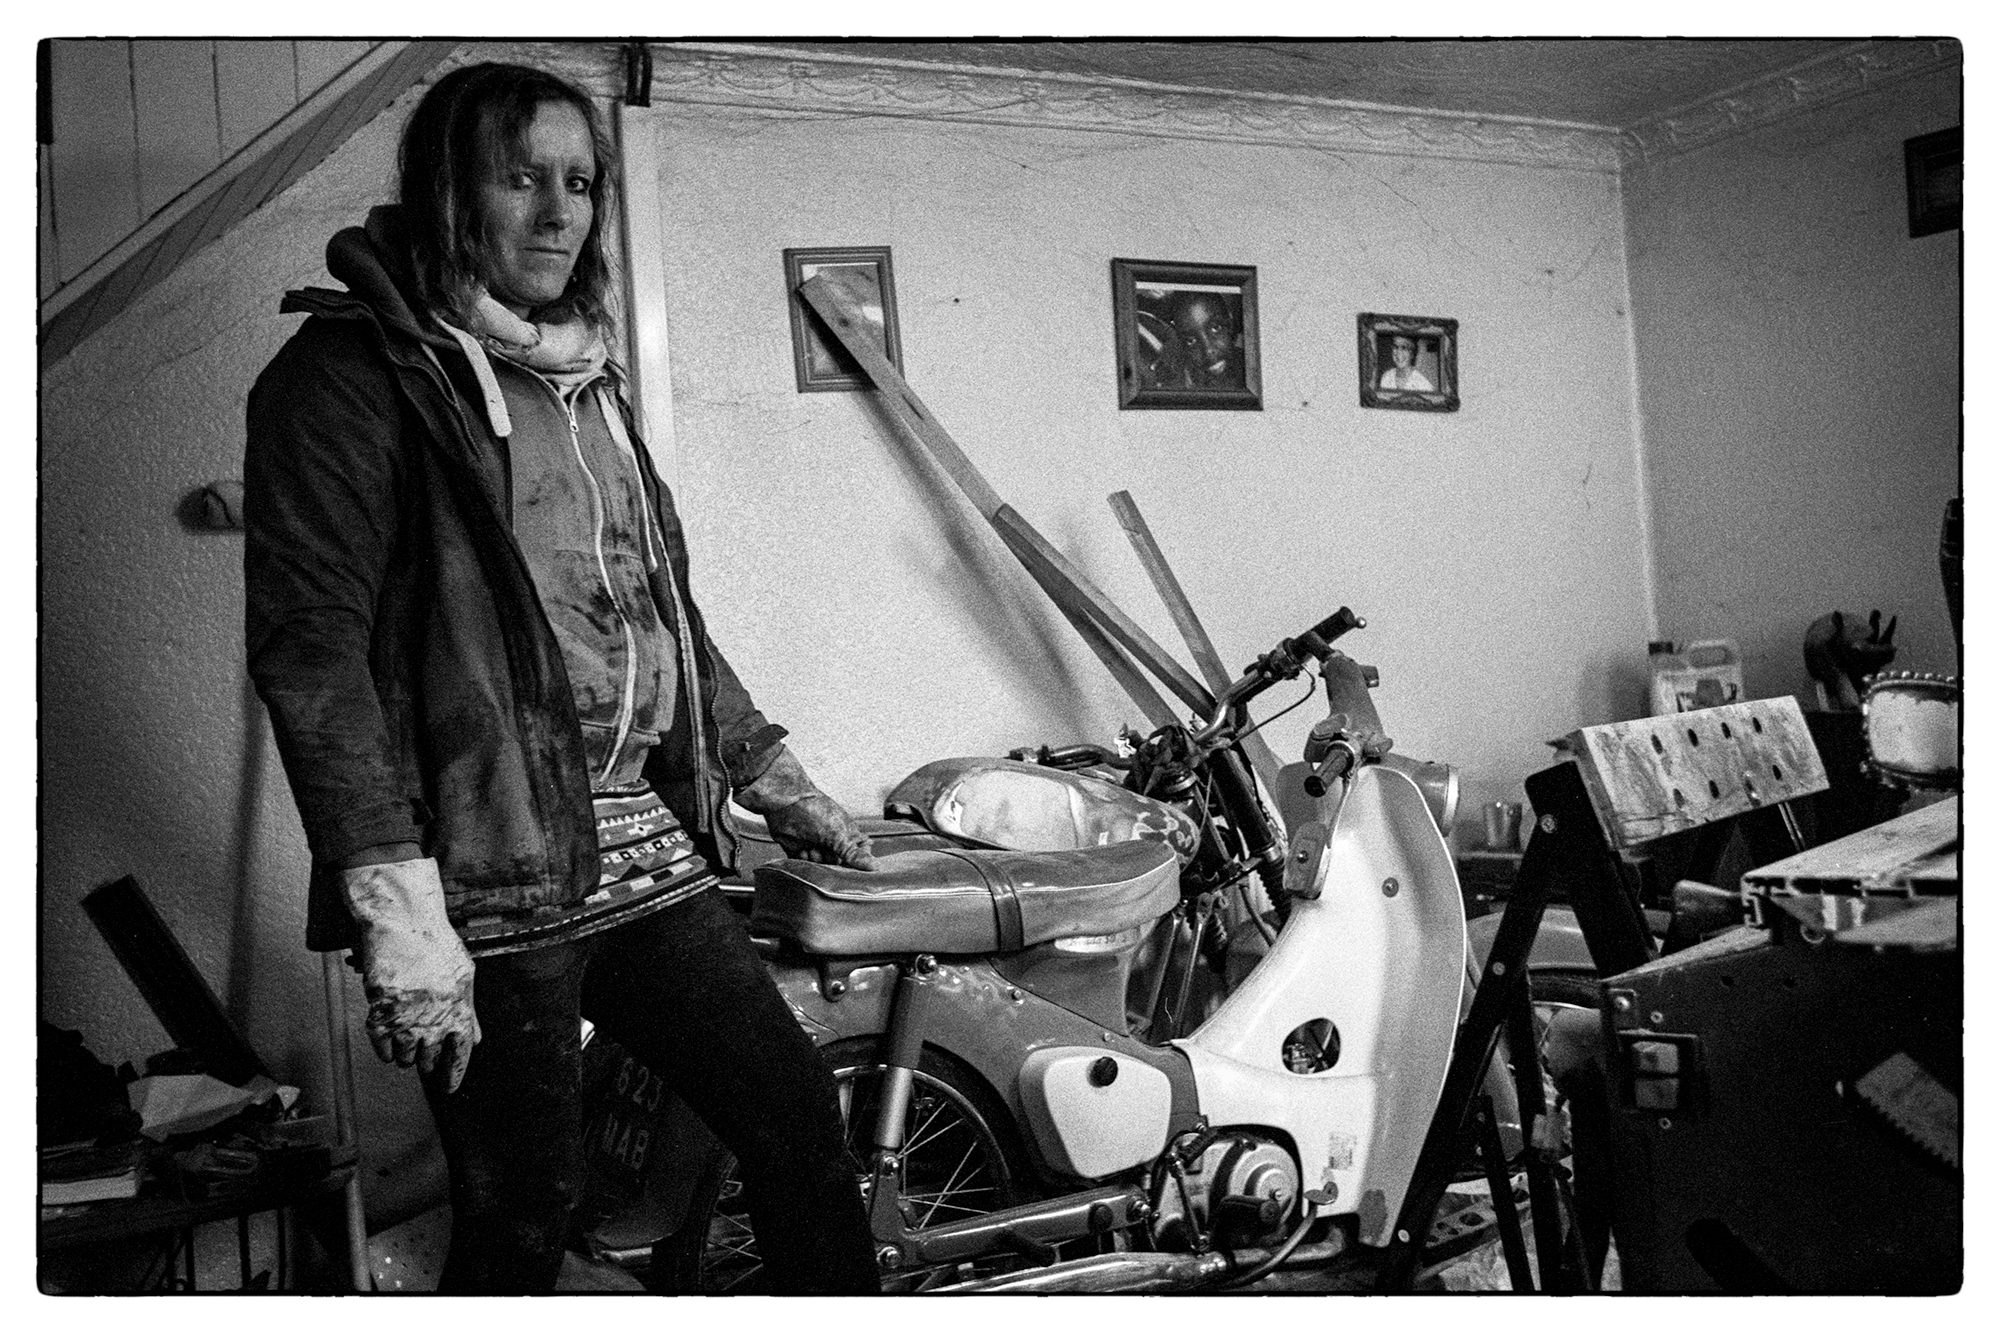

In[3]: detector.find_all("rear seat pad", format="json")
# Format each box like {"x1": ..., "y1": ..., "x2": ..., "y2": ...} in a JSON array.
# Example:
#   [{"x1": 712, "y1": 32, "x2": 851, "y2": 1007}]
[{"x1": 752, "y1": 840, "x2": 1179, "y2": 955}]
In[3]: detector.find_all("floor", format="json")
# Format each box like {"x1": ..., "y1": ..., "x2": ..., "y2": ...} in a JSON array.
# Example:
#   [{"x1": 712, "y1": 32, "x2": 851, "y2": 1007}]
[{"x1": 377, "y1": 1185, "x2": 1612, "y2": 1294}]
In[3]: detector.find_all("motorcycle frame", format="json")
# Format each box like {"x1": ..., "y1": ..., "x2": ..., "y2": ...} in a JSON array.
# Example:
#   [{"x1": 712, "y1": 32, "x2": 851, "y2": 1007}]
[
  {"x1": 1174, "y1": 761, "x2": 1467, "y2": 1246},
  {"x1": 763, "y1": 950, "x2": 1202, "y2": 1269},
  {"x1": 742, "y1": 761, "x2": 1471, "y2": 1278}
]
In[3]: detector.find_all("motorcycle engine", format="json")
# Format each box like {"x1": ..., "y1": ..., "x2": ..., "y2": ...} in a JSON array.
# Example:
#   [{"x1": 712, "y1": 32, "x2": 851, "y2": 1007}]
[{"x1": 1150, "y1": 1132, "x2": 1300, "y2": 1250}]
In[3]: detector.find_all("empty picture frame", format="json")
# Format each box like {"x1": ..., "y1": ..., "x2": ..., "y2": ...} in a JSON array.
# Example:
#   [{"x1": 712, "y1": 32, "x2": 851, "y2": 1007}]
[
  {"x1": 1358, "y1": 313, "x2": 1459, "y2": 412},
  {"x1": 784, "y1": 246, "x2": 902, "y2": 392},
  {"x1": 1112, "y1": 259, "x2": 1262, "y2": 410}
]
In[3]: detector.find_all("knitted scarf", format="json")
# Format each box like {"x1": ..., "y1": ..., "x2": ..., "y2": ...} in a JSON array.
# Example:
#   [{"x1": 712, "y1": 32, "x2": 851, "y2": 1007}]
[
  {"x1": 456, "y1": 289, "x2": 607, "y2": 388},
  {"x1": 435, "y1": 290, "x2": 610, "y2": 439}
]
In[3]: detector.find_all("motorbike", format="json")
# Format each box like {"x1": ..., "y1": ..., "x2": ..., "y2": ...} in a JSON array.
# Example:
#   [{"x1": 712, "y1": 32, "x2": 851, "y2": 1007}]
[{"x1": 575, "y1": 606, "x2": 1597, "y2": 1293}]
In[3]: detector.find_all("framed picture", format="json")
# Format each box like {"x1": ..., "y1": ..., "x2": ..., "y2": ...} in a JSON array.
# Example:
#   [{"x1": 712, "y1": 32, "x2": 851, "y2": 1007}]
[
  {"x1": 1111, "y1": 259, "x2": 1262, "y2": 410},
  {"x1": 1358, "y1": 314, "x2": 1460, "y2": 412},
  {"x1": 1904, "y1": 127, "x2": 1961, "y2": 239},
  {"x1": 783, "y1": 246, "x2": 902, "y2": 392}
]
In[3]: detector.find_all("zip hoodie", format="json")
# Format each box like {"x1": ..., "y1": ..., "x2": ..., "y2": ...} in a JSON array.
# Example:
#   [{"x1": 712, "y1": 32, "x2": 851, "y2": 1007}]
[
  {"x1": 245, "y1": 208, "x2": 786, "y2": 951},
  {"x1": 492, "y1": 357, "x2": 676, "y2": 790}
]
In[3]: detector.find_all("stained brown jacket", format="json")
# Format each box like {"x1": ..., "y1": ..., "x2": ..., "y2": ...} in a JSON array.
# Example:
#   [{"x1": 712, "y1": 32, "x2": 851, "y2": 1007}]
[{"x1": 245, "y1": 212, "x2": 784, "y2": 951}]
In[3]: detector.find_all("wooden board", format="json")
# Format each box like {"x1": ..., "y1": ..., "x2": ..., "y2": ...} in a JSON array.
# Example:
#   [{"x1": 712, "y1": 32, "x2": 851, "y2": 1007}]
[
  {"x1": 132, "y1": 40, "x2": 223, "y2": 218},
  {"x1": 1742, "y1": 796, "x2": 1959, "y2": 898},
  {"x1": 993, "y1": 516, "x2": 1179, "y2": 731},
  {"x1": 214, "y1": 40, "x2": 300, "y2": 158},
  {"x1": 1108, "y1": 491, "x2": 1287, "y2": 795},
  {"x1": 990, "y1": 507, "x2": 1213, "y2": 716},
  {"x1": 797, "y1": 274, "x2": 1004, "y2": 518},
  {"x1": 1567, "y1": 696, "x2": 1829, "y2": 849},
  {"x1": 798, "y1": 273, "x2": 1212, "y2": 728},
  {"x1": 49, "y1": 40, "x2": 140, "y2": 283}
]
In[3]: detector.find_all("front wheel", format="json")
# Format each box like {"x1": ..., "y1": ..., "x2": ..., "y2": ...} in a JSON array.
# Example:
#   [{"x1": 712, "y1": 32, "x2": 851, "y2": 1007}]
[{"x1": 654, "y1": 1039, "x2": 1030, "y2": 1292}]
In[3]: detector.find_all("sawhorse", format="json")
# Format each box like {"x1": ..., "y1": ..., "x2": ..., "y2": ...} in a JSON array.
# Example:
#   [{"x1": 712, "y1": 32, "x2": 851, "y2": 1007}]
[{"x1": 1377, "y1": 697, "x2": 1829, "y2": 1291}]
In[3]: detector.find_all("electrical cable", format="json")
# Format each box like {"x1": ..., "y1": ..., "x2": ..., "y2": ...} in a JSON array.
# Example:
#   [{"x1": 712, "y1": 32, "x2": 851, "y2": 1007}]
[
  {"x1": 1211, "y1": 1209, "x2": 1319, "y2": 1290},
  {"x1": 1237, "y1": 877, "x2": 1278, "y2": 945},
  {"x1": 1229, "y1": 669, "x2": 1321, "y2": 745}
]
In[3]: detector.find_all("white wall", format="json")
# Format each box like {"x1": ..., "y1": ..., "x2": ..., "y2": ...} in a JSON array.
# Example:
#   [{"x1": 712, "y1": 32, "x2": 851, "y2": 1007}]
[
  {"x1": 637, "y1": 103, "x2": 1654, "y2": 824},
  {"x1": 1623, "y1": 68, "x2": 1962, "y2": 700},
  {"x1": 38, "y1": 87, "x2": 449, "y2": 1228}
]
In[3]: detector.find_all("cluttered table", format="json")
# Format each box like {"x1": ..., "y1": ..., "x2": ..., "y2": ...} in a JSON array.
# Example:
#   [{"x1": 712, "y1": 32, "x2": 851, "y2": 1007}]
[{"x1": 40, "y1": 1136, "x2": 359, "y2": 1292}]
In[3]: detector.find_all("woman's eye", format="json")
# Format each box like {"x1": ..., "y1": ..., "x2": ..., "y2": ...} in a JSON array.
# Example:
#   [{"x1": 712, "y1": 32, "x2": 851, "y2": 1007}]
[{"x1": 568, "y1": 176, "x2": 593, "y2": 194}]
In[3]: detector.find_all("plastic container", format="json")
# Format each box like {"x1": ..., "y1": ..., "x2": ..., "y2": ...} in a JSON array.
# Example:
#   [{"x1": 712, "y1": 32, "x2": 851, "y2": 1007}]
[{"x1": 1647, "y1": 639, "x2": 1744, "y2": 716}]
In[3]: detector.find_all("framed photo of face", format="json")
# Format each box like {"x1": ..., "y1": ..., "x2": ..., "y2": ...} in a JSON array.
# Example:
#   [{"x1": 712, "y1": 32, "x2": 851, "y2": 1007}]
[
  {"x1": 784, "y1": 246, "x2": 902, "y2": 392},
  {"x1": 1358, "y1": 313, "x2": 1459, "y2": 412},
  {"x1": 1112, "y1": 259, "x2": 1262, "y2": 410}
]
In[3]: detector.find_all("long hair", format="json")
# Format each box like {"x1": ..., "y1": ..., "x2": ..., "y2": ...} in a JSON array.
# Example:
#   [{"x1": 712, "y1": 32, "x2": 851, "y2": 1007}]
[{"x1": 398, "y1": 62, "x2": 618, "y2": 331}]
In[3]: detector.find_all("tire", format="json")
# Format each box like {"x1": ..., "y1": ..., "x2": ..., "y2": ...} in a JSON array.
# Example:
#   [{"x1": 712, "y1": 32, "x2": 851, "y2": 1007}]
[{"x1": 655, "y1": 1037, "x2": 1031, "y2": 1293}]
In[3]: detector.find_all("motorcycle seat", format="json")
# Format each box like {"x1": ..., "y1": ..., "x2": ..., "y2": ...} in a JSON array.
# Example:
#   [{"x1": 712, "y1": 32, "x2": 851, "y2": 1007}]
[{"x1": 751, "y1": 840, "x2": 1179, "y2": 956}]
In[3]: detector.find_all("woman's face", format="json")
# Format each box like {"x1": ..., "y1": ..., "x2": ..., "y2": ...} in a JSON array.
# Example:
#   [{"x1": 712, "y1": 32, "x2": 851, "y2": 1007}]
[
  {"x1": 476, "y1": 100, "x2": 596, "y2": 317},
  {"x1": 1391, "y1": 338, "x2": 1416, "y2": 369}
]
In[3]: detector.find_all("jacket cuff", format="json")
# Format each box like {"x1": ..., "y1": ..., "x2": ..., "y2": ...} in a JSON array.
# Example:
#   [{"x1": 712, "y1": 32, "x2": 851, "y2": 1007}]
[
  {"x1": 723, "y1": 723, "x2": 790, "y2": 787},
  {"x1": 309, "y1": 797, "x2": 423, "y2": 870}
]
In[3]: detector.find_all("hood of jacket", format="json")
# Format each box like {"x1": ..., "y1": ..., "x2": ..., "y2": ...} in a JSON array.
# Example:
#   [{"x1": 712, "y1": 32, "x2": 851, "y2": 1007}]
[{"x1": 286, "y1": 205, "x2": 461, "y2": 353}]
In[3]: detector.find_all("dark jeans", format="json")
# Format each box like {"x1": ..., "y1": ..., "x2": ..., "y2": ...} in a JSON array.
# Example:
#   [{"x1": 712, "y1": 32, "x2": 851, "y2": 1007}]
[{"x1": 422, "y1": 888, "x2": 879, "y2": 1294}]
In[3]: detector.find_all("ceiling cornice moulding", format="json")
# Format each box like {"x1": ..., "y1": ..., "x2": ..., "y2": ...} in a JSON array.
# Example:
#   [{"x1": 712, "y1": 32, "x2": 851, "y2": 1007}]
[
  {"x1": 643, "y1": 43, "x2": 1624, "y2": 173},
  {"x1": 1619, "y1": 38, "x2": 1961, "y2": 167}
]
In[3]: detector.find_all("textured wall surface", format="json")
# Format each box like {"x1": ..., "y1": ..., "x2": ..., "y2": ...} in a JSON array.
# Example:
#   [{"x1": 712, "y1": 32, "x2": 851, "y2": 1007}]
[
  {"x1": 1623, "y1": 69, "x2": 1962, "y2": 698},
  {"x1": 634, "y1": 103, "x2": 1654, "y2": 828},
  {"x1": 38, "y1": 88, "x2": 448, "y2": 1226},
  {"x1": 43, "y1": 39, "x2": 377, "y2": 295}
]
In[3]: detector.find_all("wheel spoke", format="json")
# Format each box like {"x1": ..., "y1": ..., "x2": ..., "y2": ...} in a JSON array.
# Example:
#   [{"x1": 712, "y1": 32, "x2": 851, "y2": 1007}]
[
  {"x1": 903, "y1": 1096, "x2": 949, "y2": 1154},
  {"x1": 902, "y1": 1113, "x2": 966, "y2": 1159},
  {"x1": 917, "y1": 1140, "x2": 985, "y2": 1228},
  {"x1": 696, "y1": 1059, "x2": 1016, "y2": 1290}
]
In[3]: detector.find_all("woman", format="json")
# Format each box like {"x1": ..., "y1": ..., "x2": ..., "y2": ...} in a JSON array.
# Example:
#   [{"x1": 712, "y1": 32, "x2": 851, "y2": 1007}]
[
  {"x1": 1378, "y1": 333, "x2": 1434, "y2": 391},
  {"x1": 244, "y1": 61, "x2": 880, "y2": 1294}
]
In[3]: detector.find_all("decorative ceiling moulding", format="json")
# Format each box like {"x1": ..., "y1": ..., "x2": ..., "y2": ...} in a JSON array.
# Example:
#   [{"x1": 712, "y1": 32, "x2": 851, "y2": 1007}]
[
  {"x1": 643, "y1": 43, "x2": 1623, "y2": 174},
  {"x1": 459, "y1": 40, "x2": 624, "y2": 98},
  {"x1": 1619, "y1": 38, "x2": 1961, "y2": 167}
]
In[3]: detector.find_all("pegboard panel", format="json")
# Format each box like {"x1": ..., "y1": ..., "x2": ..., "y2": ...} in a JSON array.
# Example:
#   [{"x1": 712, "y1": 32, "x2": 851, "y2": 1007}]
[{"x1": 1566, "y1": 697, "x2": 1828, "y2": 849}]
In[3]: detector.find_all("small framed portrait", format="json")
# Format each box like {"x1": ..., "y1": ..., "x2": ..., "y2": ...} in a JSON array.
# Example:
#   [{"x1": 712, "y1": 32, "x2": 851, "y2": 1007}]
[
  {"x1": 1111, "y1": 259, "x2": 1262, "y2": 410},
  {"x1": 1904, "y1": 126, "x2": 1961, "y2": 239},
  {"x1": 783, "y1": 246, "x2": 902, "y2": 392},
  {"x1": 1358, "y1": 314, "x2": 1460, "y2": 412}
]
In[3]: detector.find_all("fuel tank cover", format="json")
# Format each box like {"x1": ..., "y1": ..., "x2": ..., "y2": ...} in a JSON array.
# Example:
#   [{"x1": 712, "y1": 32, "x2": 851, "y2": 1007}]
[
  {"x1": 887, "y1": 758, "x2": 1199, "y2": 864},
  {"x1": 1018, "y1": 1046, "x2": 1172, "y2": 1180}
]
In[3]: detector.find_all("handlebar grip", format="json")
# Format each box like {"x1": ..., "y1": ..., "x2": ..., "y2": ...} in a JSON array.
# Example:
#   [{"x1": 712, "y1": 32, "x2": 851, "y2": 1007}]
[
  {"x1": 1302, "y1": 740, "x2": 1359, "y2": 797},
  {"x1": 1289, "y1": 608, "x2": 1365, "y2": 661}
]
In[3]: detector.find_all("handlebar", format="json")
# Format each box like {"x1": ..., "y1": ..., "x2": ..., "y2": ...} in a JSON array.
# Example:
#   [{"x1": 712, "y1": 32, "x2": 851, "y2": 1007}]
[
  {"x1": 1284, "y1": 607, "x2": 1366, "y2": 665},
  {"x1": 1188, "y1": 607, "x2": 1364, "y2": 751}
]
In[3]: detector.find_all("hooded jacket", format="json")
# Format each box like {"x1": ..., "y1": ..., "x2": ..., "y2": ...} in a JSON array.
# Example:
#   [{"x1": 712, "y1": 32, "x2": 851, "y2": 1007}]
[{"x1": 245, "y1": 210, "x2": 785, "y2": 951}]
